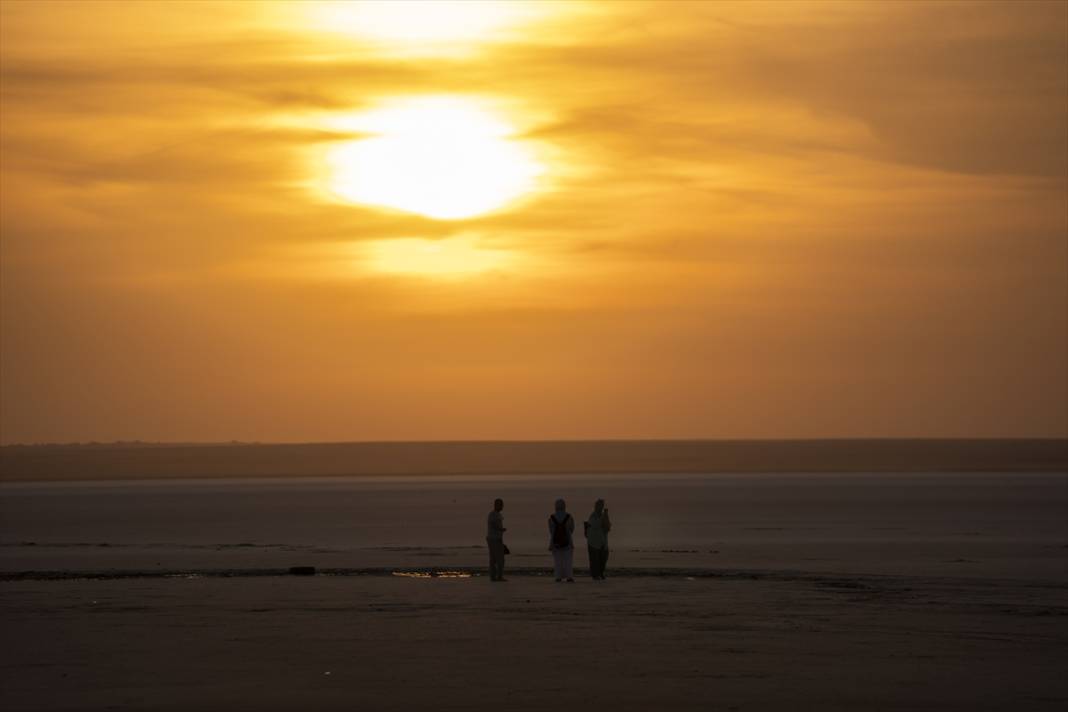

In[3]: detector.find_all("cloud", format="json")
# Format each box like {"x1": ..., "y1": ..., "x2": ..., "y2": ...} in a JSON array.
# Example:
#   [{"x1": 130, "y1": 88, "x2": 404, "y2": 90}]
[
  {"x1": 475, "y1": 2, "x2": 1068, "y2": 178},
  {"x1": 1, "y1": 0, "x2": 1065, "y2": 441}
]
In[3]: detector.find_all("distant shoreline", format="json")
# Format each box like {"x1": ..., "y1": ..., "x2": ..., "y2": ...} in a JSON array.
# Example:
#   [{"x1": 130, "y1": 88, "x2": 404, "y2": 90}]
[{"x1": 2, "y1": 439, "x2": 1064, "y2": 482}]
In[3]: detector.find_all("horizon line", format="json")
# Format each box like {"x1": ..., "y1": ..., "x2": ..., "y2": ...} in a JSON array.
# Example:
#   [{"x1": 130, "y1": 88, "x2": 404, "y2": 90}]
[{"x1": 4, "y1": 436, "x2": 1066, "y2": 449}]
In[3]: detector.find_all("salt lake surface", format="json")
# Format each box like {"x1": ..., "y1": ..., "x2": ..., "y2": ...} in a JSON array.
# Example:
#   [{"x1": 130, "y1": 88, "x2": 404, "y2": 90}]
[{"x1": 2, "y1": 472, "x2": 1065, "y2": 581}]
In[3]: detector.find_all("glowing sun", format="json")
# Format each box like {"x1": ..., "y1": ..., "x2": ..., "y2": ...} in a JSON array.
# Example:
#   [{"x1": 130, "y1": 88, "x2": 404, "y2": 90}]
[{"x1": 324, "y1": 97, "x2": 544, "y2": 220}]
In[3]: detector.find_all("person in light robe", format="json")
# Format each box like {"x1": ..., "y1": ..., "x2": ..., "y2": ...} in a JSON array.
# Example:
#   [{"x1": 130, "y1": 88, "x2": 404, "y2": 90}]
[{"x1": 584, "y1": 499, "x2": 611, "y2": 580}]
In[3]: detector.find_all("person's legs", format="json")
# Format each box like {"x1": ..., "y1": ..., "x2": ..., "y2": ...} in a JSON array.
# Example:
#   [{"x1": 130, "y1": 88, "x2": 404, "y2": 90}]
[
  {"x1": 563, "y1": 548, "x2": 574, "y2": 581},
  {"x1": 552, "y1": 548, "x2": 564, "y2": 581},
  {"x1": 589, "y1": 547, "x2": 607, "y2": 579},
  {"x1": 488, "y1": 540, "x2": 504, "y2": 580}
]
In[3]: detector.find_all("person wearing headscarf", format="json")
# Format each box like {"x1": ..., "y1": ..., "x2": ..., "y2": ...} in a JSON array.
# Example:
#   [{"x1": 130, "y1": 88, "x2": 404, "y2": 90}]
[
  {"x1": 584, "y1": 499, "x2": 612, "y2": 580},
  {"x1": 548, "y1": 498, "x2": 575, "y2": 582}
]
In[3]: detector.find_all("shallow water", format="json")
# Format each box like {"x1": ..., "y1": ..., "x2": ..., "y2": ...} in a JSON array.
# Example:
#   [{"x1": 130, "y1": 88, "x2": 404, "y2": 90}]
[{"x1": 2, "y1": 472, "x2": 1065, "y2": 581}]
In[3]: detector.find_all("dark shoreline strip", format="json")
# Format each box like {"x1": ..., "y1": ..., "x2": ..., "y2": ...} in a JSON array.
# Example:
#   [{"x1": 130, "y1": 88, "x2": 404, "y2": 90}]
[
  {"x1": 3, "y1": 567, "x2": 1066, "y2": 590},
  {"x1": 3, "y1": 439, "x2": 1065, "y2": 482}
]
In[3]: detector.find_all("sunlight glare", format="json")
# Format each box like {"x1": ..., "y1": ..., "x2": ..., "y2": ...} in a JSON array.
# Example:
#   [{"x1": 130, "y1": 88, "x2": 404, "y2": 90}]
[
  {"x1": 325, "y1": 97, "x2": 544, "y2": 220},
  {"x1": 362, "y1": 236, "x2": 512, "y2": 277},
  {"x1": 304, "y1": 1, "x2": 548, "y2": 50}
]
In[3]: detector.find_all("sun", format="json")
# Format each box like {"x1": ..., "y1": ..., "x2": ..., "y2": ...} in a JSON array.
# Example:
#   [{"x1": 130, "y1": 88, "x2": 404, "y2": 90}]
[{"x1": 323, "y1": 97, "x2": 544, "y2": 220}]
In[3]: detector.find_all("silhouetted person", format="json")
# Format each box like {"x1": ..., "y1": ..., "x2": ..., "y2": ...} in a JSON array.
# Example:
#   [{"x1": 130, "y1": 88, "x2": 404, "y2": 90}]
[
  {"x1": 486, "y1": 498, "x2": 507, "y2": 581},
  {"x1": 584, "y1": 499, "x2": 612, "y2": 580},
  {"x1": 548, "y1": 498, "x2": 575, "y2": 582}
]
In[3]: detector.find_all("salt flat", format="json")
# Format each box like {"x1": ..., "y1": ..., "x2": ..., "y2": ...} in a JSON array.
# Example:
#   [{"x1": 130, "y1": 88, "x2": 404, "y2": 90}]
[
  {"x1": 2, "y1": 473, "x2": 1065, "y2": 581},
  {"x1": 1, "y1": 472, "x2": 1065, "y2": 710}
]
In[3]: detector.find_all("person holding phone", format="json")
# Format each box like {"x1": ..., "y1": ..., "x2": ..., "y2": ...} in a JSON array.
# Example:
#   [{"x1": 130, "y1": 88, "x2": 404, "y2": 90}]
[{"x1": 584, "y1": 498, "x2": 612, "y2": 580}]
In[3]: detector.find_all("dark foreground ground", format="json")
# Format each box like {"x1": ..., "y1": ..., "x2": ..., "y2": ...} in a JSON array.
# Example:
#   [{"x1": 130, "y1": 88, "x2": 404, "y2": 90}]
[{"x1": 2, "y1": 569, "x2": 1066, "y2": 712}]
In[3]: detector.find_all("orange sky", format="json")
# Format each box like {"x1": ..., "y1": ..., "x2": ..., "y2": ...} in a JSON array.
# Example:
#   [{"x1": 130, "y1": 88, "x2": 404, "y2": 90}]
[{"x1": 1, "y1": 1, "x2": 1066, "y2": 443}]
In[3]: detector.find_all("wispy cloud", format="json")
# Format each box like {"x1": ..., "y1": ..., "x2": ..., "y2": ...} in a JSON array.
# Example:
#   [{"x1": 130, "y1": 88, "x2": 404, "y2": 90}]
[{"x1": 1, "y1": 0, "x2": 1064, "y2": 442}]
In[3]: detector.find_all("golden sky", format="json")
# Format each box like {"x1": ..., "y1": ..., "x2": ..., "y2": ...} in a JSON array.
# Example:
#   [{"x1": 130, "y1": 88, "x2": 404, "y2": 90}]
[{"x1": 1, "y1": 0, "x2": 1065, "y2": 443}]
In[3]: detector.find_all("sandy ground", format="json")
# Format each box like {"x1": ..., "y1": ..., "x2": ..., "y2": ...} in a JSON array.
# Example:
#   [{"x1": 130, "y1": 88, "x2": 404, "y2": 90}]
[{"x1": 2, "y1": 570, "x2": 1066, "y2": 711}]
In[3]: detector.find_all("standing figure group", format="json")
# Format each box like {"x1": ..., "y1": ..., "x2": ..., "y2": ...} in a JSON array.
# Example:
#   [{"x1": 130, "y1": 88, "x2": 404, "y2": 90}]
[{"x1": 486, "y1": 497, "x2": 611, "y2": 583}]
